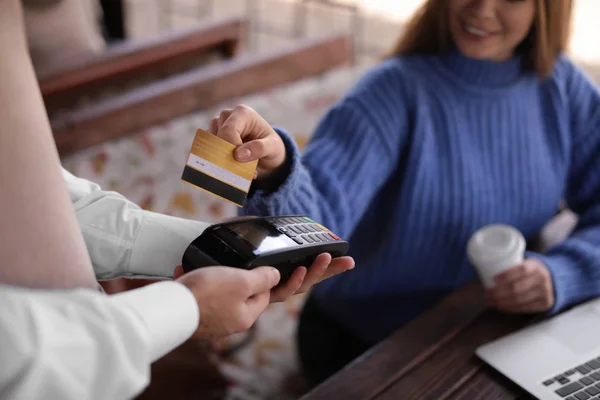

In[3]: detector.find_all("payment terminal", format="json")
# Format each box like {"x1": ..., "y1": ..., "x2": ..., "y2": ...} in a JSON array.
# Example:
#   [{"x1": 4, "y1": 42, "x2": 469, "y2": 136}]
[{"x1": 182, "y1": 215, "x2": 349, "y2": 282}]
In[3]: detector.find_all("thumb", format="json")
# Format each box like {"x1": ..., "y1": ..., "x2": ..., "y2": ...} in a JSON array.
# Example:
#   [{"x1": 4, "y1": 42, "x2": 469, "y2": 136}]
[
  {"x1": 244, "y1": 291, "x2": 271, "y2": 320},
  {"x1": 245, "y1": 267, "x2": 281, "y2": 295},
  {"x1": 234, "y1": 138, "x2": 271, "y2": 162}
]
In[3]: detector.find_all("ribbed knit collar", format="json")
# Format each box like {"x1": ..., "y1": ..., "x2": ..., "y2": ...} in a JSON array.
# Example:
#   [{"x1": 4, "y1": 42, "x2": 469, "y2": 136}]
[{"x1": 440, "y1": 46, "x2": 524, "y2": 87}]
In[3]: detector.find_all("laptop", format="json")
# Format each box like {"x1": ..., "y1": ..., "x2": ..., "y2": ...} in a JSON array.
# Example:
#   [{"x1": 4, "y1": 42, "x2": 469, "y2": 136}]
[{"x1": 476, "y1": 297, "x2": 600, "y2": 399}]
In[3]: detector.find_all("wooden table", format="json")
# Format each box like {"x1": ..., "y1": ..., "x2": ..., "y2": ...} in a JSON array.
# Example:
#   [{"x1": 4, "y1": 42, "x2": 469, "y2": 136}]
[{"x1": 300, "y1": 281, "x2": 538, "y2": 400}]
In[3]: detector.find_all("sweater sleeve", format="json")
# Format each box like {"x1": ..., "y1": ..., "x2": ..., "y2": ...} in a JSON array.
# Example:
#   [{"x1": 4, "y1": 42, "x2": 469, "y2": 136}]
[
  {"x1": 241, "y1": 61, "x2": 410, "y2": 238},
  {"x1": 530, "y1": 58, "x2": 600, "y2": 313}
]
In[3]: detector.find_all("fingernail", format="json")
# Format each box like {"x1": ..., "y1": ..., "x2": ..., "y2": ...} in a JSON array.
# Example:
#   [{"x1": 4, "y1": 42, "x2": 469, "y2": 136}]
[{"x1": 237, "y1": 147, "x2": 251, "y2": 161}]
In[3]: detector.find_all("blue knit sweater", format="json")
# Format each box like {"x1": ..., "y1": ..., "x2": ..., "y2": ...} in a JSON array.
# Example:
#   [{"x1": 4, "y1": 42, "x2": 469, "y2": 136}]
[{"x1": 242, "y1": 48, "x2": 600, "y2": 344}]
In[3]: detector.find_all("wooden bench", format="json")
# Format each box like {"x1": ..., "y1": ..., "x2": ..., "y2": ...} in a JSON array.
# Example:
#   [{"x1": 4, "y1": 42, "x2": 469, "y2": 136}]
[
  {"x1": 51, "y1": 34, "x2": 353, "y2": 155},
  {"x1": 39, "y1": 15, "x2": 247, "y2": 114}
]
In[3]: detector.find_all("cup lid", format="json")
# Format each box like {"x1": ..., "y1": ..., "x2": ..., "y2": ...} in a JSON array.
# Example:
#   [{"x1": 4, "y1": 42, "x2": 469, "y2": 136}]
[{"x1": 467, "y1": 224, "x2": 526, "y2": 267}]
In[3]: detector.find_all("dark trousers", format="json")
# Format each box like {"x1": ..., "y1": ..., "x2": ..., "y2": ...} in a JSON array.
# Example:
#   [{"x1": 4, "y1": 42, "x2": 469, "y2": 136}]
[{"x1": 297, "y1": 295, "x2": 371, "y2": 388}]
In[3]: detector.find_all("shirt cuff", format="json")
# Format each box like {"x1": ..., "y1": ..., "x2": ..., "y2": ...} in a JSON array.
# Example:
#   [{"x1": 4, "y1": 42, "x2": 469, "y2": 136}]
[
  {"x1": 128, "y1": 212, "x2": 211, "y2": 278},
  {"x1": 108, "y1": 281, "x2": 199, "y2": 362}
]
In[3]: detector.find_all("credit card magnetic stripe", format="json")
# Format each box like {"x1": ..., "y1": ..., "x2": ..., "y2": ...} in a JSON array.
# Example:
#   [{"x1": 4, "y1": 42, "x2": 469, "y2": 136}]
[{"x1": 182, "y1": 166, "x2": 248, "y2": 206}]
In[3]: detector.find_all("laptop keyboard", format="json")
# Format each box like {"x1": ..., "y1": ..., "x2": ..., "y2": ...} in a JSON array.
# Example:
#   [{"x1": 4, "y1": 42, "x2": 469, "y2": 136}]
[{"x1": 542, "y1": 356, "x2": 600, "y2": 399}]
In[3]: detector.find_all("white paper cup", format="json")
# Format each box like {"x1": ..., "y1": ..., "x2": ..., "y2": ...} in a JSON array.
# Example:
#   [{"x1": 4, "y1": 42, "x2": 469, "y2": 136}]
[{"x1": 467, "y1": 224, "x2": 526, "y2": 288}]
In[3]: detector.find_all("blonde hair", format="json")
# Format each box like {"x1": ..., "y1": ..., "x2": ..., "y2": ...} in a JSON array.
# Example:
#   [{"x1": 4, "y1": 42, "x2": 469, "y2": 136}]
[{"x1": 388, "y1": 0, "x2": 572, "y2": 77}]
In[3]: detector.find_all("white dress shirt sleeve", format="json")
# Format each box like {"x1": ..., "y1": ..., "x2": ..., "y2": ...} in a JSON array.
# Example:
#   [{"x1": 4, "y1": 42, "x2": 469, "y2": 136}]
[
  {"x1": 62, "y1": 168, "x2": 211, "y2": 280},
  {"x1": 0, "y1": 281, "x2": 199, "y2": 400}
]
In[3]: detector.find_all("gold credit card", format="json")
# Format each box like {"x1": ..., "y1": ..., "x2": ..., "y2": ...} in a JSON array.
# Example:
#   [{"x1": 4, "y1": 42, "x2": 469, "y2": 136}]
[{"x1": 182, "y1": 129, "x2": 258, "y2": 207}]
